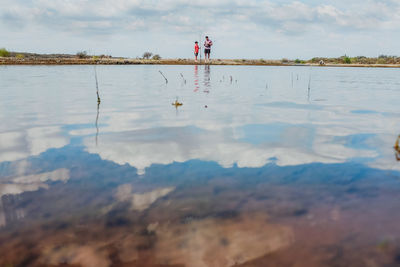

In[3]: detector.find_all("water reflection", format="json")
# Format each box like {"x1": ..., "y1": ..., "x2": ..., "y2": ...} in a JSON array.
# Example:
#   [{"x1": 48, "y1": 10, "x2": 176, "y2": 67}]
[
  {"x1": 114, "y1": 184, "x2": 175, "y2": 211},
  {"x1": 0, "y1": 146, "x2": 399, "y2": 266},
  {"x1": 0, "y1": 127, "x2": 68, "y2": 163},
  {"x1": 203, "y1": 65, "x2": 211, "y2": 93},
  {"x1": 83, "y1": 123, "x2": 382, "y2": 176},
  {"x1": 95, "y1": 101, "x2": 100, "y2": 146},
  {"x1": 153, "y1": 214, "x2": 293, "y2": 266},
  {"x1": 0, "y1": 168, "x2": 69, "y2": 227},
  {"x1": 94, "y1": 66, "x2": 101, "y2": 146},
  {"x1": 194, "y1": 65, "x2": 199, "y2": 92},
  {"x1": 1, "y1": 65, "x2": 400, "y2": 266}
]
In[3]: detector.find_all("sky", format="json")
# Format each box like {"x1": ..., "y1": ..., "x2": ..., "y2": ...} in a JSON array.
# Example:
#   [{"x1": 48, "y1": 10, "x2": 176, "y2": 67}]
[{"x1": 1, "y1": 0, "x2": 400, "y2": 59}]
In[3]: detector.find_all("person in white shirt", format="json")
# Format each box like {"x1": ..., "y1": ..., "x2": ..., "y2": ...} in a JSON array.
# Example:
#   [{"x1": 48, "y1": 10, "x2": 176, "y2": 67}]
[{"x1": 204, "y1": 36, "x2": 213, "y2": 62}]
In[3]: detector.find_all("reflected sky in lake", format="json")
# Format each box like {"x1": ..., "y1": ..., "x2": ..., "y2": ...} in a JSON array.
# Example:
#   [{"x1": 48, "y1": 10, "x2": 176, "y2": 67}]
[{"x1": 0, "y1": 65, "x2": 400, "y2": 266}]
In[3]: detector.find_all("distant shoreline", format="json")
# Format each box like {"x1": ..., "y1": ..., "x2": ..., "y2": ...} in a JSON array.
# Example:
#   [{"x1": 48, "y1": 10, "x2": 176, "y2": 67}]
[{"x1": 1, "y1": 57, "x2": 400, "y2": 68}]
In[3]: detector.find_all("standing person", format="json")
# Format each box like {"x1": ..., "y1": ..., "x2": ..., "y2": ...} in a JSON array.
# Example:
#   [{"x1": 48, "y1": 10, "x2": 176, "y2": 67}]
[
  {"x1": 194, "y1": 41, "x2": 199, "y2": 62},
  {"x1": 204, "y1": 36, "x2": 213, "y2": 62}
]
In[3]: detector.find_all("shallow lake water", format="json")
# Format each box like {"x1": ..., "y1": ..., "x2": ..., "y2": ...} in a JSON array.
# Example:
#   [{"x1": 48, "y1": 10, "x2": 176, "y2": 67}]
[{"x1": 0, "y1": 65, "x2": 400, "y2": 266}]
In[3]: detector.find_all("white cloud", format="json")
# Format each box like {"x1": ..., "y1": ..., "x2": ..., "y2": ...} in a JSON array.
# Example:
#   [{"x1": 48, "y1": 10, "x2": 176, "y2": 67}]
[
  {"x1": 2, "y1": 0, "x2": 400, "y2": 58},
  {"x1": 0, "y1": 168, "x2": 70, "y2": 199},
  {"x1": 0, "y1": 126, "x2": 68, "y2": 162},
  {"x1": 115, "y1": 184, "x2": 175, "y2": 211},
  {"x1": 0, "y1": 168, "x2": 70, "y2": 227}
]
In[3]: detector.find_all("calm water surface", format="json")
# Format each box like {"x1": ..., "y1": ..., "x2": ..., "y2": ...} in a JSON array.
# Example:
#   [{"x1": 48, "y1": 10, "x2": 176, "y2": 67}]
[{"x1": 0, "y1": 65, "x2": 400, "y2": 266}]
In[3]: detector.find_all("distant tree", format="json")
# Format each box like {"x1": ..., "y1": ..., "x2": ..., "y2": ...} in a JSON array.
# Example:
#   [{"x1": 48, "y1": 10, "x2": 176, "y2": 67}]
[
  {"x1": 378, "y1": 54, "x2": 395, "y2": 59},
  {"x1": 76, "y1": 51, "x2": 88, "y2": 59},
  {"x1": 143, "y1": 52, "x2": 153, "y2": 59},
  {"x1": 0, "y1": 48, "x2": 10, "y2": 57},
  {"x1": 152, "y1": 54, "x2": 161, "y2": 60}
]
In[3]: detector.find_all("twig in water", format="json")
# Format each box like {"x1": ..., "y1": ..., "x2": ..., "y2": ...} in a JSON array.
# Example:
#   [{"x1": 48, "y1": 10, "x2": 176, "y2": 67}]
[
  {"x1": 94, "y1": 67, "x2": 101, "y2": 104},
  {"x1": 230, "y1": 75, "x2": 233, "y2": 84},
  {"x1": 159, "y1": 70, "x2": 168, "y2": 84},
  {"x1": 266, "y1": 82, "x2": 268, "y2": 89},
  {"x1": 94, "y1": 66, "x2": 101, "y2": 146},
  {"x1": 308, "y1": 74, "x2": 311, "y2": 101},
  {"x1": 291, "y1": 73, "x2": 293, "y2": 88},
  {"x1": 180, "y1": 73, "x2": 187, "y2": 84},
  {"x1": 95, "y1": 101, "x2": 100, "y2": 146}
]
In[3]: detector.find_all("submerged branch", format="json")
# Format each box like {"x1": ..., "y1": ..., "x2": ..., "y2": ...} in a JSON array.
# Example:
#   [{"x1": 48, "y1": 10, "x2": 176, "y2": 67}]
[
  {"x1": 180, "y1": 73, "x2": 187, "y2": 84},
  {"x1": 94, "y1": 66, "x2": 101, "y2": 146},
  {"x1": 159, "y1": 70, "x2": 168, "y2": 84},
  {"x1": 95, "y1": 67, "x2": 101, "y2": 104}
]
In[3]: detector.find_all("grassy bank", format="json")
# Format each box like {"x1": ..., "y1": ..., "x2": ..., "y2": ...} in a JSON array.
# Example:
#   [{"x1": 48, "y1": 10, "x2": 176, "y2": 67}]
[{"x1": 1, "y1": 50, "x2": 400, "y2": 68}]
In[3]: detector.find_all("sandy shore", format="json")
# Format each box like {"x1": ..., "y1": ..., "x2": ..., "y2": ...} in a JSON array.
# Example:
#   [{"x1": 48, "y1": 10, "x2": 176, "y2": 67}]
[{"x1": 1, "y1": 57, "x2": 400, "y2": 68}]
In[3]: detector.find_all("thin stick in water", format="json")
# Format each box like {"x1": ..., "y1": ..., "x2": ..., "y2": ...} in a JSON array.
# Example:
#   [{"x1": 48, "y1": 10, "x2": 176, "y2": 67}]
[
  {"x1": 95, "y1": 101, "x2": 100, "y2": 146},
  {"x1": 291, "y1": 73, "x2": 293, "y2": 88},
  {"x1": 308, "y1": 74, "x2": 311, "y2": 101},
  {"x1": 94, "y1": 67, "x2": 101, "y2": 104},
  {"x1": 159, "y1": 70, "x2": 168, "y2": 84},
  {"x1": 94, "y1": 66, "x2": 101, "y2": 146},
  {"x1": 180, "y1": 73, "x2": 187, "y2": 84}
]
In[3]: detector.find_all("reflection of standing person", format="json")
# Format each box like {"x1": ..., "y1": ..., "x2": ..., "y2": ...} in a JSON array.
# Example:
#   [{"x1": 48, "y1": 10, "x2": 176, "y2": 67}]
[
  {"x1": 194, "y1": 65, "x2": 199, "y2": 92},
  {"x1": 194, "y1": 41, "x2": 199, "y2": 62},
  {"x1": 203, "y1": 65, "x2": 210, "y2": 93},
  {"x1": 204, "y1": 36, "x2": 213, "y2": 62}
]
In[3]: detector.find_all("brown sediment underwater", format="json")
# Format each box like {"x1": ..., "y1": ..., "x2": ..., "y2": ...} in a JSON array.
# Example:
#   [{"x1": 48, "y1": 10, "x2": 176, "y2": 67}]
[{"x1": 1, "y1": 171, "x2": 400, "y2": 267}]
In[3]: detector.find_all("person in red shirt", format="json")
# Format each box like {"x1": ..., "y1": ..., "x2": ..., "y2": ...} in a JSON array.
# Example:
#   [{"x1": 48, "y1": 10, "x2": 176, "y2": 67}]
[{"x1": 194, "y1": 41, "x2": 199, "y2": 62}]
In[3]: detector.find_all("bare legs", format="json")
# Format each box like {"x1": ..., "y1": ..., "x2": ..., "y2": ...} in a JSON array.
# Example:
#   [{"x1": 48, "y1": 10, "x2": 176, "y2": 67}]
[{"x1": 205, "y1": 52, "x2": 210, "y2": 63}]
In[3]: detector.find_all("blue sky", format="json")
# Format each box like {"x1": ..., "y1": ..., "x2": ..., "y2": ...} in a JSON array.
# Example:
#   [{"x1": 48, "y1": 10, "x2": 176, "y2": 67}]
[{"x1": 1, "y1": 0, "x2": 399, "y2": 59}]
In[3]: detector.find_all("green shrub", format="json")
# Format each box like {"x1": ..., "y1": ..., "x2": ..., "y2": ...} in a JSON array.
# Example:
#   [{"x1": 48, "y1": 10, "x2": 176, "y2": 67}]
[
  {"x1": 16, "y1": 54, "x2": 24, "y2": 59},
  {"x1": 152, "y1": 54, "x2": 161, "y2": 60},
  {"x1": 377, "y1": 58, "x2": 386, "y2": 64},
  {"x1": 0, "y1": 48, "x2": 10, "y2": 57},
  {"x1": 311, "y1": 57, "x2": 320, "y2": 63},
  {"x1": 294, "y1": 59, "x2": 301, "y2": 64},
  {"x1": 343, "y1": 56, "x2": 351, "y2": 64}
]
